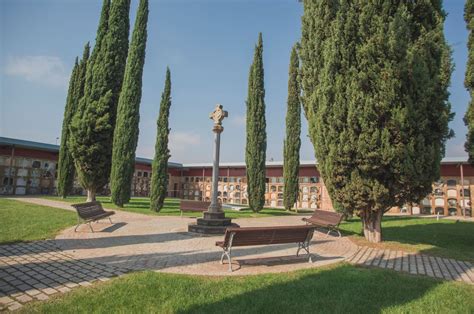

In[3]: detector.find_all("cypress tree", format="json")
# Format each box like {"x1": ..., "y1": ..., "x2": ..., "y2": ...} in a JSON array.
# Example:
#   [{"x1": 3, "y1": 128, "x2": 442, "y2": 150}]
[
  {"x1": 58, "y1": 43, "x2": 91, "y2": 198},
  {"x1": 283, "y1": 45, "x2": 301, "y2": 211},
  {"x1": 57, "y1": 59, "x2": 79, "y2": 198},
  {"x1": 300, "y1": 1, "x2": 453, "y2": 242},
  {"x1": 465, "y1": 0, "x2": 474, "y2": 164},
  {"x1": 245, "y1": 33, "x2": 267, "y2": 213},
  {"x1": 111, "y1": 0, "x2": 149, "y2": 207},
  {"x1": 69, "y1": 0, "x2": 130, "y2": 202},
  {"x1": 150, "y1": 68, "x2": 172, "y2": 212}
]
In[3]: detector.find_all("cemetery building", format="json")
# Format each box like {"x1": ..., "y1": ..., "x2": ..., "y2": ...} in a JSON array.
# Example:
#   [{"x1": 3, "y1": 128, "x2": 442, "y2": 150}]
[{"x1": 0, "y1": 136, "x2": 472, "y2": 217}]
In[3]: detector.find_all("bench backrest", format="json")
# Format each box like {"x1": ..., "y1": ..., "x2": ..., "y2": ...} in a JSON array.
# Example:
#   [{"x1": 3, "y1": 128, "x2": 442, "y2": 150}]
[
  {"x1": 180, "y1": 200, "x2": 211, "y2": 210},
  {"x1": 71, "y1": 201, "x2": 106, "y2": 219},
  {"x1": 308, "y1": 209, "x2": 343, "y2": 226},
  {"x1": 223, "y1": 225, "x2": 315, "y2": 247}
]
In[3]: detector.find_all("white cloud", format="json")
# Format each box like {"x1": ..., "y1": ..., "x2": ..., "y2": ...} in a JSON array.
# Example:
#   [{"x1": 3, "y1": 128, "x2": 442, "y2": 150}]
[
  {"x1": 5, "y1": 56, "x2": 68, "y2": 88},
  {"x1": 169, "y1": 131, "x2": 201, "y2": 152},
  {"x1": 230, "y1": 114, "x2": 246, "y2": 127}
]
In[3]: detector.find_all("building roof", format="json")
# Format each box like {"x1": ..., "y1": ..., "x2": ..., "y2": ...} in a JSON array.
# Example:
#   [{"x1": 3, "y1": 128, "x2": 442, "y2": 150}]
[
  {"x1": 1, "y1": 136, "x2": 469, "y2": 168},
  {"x1": 0, "y1": 136, "x2": 183, "y2": 168},
  {"x1": 182, "y1": 160, "x2": 318, "y2": 168}
]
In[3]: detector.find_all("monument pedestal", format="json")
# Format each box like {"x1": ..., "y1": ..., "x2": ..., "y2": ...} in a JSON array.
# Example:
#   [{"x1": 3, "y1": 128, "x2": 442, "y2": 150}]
[{"x1": 188, "y1": 211, "x2": 239, "y2": 235}]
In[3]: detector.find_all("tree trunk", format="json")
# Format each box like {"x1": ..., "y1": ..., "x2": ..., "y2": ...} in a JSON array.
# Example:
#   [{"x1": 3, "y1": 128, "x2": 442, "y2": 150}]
[
  {"x1": 362, "y1": 210, "x2": 383, "y2": 243},
  {"x1": 86, "y1": 189, "x2": 96, "y2": 202}
]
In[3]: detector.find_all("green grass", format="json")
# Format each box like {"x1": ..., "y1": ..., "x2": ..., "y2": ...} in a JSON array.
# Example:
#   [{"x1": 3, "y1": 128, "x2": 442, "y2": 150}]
[
  {"x1": 42, "y1": 196, "x2": 311, "y2": 218},
  {"x1": 339, "y1": 216, "x2": 474, "y2": 262},
  {"x1": 22, "y1": 263, "x2": 474, "y2": 313},
  {"x1": 0, "y1": 198, "x2": 77, "y2": 244}
]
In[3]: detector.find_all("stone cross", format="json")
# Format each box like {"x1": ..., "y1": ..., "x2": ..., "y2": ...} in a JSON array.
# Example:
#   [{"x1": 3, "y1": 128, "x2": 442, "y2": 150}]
[
  {"x1": 208, "y1": 104, "x2": 228, "y2": 212},
  {"x1": 209, "y1": 104, "x2": 228, "y2": 132}
]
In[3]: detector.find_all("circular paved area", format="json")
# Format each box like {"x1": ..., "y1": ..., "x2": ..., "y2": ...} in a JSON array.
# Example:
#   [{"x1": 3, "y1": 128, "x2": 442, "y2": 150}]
[{"x1": 56, "y1": 211, "x2": 358, "y2": 276}]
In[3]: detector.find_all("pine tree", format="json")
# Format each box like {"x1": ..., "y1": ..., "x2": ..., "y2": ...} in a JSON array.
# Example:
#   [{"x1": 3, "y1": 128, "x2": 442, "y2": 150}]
[
  {"x1": 58, "y1": 43, "x2": 91, "y2": 198},
  {"x1": 150, "y1": 68, "x2": 172, "y2": 212},
  {"x1": 283, "y1": 45, "x2": 301, "y2": 211},
  {"x1": 300, "y1": 1, "x2": 453, "y2": 242},
  {"x1": 69, "y1": 0, "x2": 130, "y2": 202},
  {"x1": 110, "y1": 0, "x2": 149, "y2": 207},
  {"x1": 57, "y1": 59, "x2": 78, "y2": 198},
  {"x1": 465, "y1": 0, "x2": 474, "y2": 164},
  {"x1": 245, "y1": 33, "x2": 267, "y2": 213}
]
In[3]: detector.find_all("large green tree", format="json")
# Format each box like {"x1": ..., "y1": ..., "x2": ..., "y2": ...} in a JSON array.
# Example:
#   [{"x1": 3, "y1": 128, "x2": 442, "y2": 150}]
[
  {"x1": 150, "y1": 68, "x2": 172, "y2": 212},
  {"x1": 300, "y1": 0, "x2": 453, "y2": 242},
  {"x1": 110, "y1": 0, "x2": 149, "y2": 207},
  {"x1": 283, "y1": 45, "x2": 301, "y2": 211},
  {"x1": 57, "y1": 59, "x2": 79, "y2": 198},
  {"x1": 465, "y1": 0, "x2": 474, "y2": 164},
  {"x1": 245, "y1": 33, "x2": 267, "y2": 213},
  {"x1": 69, "y1": 0, "x2": 130, "y2": 202},
  {"x1": 58, "y1": 43, "x2": 90, "y2": 198}
]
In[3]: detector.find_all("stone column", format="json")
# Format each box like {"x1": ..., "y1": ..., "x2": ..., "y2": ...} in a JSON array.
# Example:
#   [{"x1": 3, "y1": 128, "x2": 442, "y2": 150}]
[{"x1": 208, "y1": 125, "x2": 223, "y2": 213}]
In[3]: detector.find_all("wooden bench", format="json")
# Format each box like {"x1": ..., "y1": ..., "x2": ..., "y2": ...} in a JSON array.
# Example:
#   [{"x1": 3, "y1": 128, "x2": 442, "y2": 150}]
[
  {"x1": 180, "y1": 200, "x2": 210, "y2": 216},
  {"x1": 302, "y1": 209, "x2": 344, "y2": 237},
  {"x1": 71, "y1": 201, "x2": 115, "y2": 232},
  {"x1": 215, "y1": 225, "x2": 316, "y2": 272}
]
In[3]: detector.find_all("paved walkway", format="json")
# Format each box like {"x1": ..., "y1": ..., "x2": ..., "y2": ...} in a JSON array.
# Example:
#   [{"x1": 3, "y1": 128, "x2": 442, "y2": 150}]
[
  {"x1": 2, "y1": 197, "x2": 473, "y2": 311},
  {"x1": 347, "y1": 247, "x2": 474, "y2": 284},
  {"x1": 0, "y1": 241, "x2": 128, "y2": 311}
]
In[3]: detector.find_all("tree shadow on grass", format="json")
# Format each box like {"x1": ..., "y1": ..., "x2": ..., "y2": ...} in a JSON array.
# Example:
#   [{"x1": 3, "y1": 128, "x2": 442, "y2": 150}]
[
  {"x1": 340, "y1": 217, "x2": 474, "y2": 262},
  {"x1": 180, "y1": 264, "x2": 452, "y2": 314}
]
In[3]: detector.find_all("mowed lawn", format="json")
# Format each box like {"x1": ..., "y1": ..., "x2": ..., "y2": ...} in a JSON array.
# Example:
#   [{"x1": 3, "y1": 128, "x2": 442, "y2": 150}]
[
  {"x1": 42, "y1": 196, "x2": 311, "y2": 218},
  {"x1": 0, "y1": 198, "x2": 77, "y2": 244},
  {"x1": 339, "y1": 216, "x2": 474, "y2": 262},
  {"x1": 21, "y1": 264, "x2": 474, "y2": 313}
]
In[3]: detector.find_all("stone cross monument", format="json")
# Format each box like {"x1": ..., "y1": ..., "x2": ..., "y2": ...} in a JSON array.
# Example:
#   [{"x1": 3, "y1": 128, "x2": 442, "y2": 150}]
[{"x1": 188, "y1": 104, "x2": 239, "y2": 234}]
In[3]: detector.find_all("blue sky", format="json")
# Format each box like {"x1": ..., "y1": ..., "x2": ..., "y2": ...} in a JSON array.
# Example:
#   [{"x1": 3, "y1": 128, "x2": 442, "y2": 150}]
[{"x1": 0, "y1": 0, "x2": 470, "y2": 163}]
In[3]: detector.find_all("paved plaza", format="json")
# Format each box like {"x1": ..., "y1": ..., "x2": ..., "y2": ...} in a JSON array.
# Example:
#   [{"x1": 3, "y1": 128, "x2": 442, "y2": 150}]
[{"x1": 1, "y1": 197, "x2": 473, "y2": 311}]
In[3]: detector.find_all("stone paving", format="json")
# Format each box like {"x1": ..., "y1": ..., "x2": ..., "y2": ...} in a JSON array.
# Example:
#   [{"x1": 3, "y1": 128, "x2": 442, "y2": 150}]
[
  {"x1": 0, "y1": 240, "x2": 128, "y2": 312},
  {"x1": 347, "y1": 246, "x2": 474, "y2": 284}
]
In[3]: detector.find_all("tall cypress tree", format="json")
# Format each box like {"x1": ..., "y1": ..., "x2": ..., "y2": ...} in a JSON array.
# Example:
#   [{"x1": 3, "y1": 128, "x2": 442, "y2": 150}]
[
  {"x1": 465, "y1": 0, "x2": 474, "y2": 164},
  {"x1": 58, "y1": 43, "x2": 91, "y2": 198},
  {"x1": 111, "y1": 0, "x2": 149, "y2": 207},
  {"x1": 150, "y1": 68, "x2": 172, "y2": 212},
  {"x1": 69, "y1": 0, "x2": 130, "y2": 202},
  {"x1": 245, "y1": 33, "x2": 267, "y2": 213},
  {"x1": 300, "y1": 1, "x2": 453, "y2": 242},
  {"x1": 57, "y1": 59, "x2": 79, "y2": 198},
  {"x1": 283, "y1": 45, "x2": 301, "y2": 211}
]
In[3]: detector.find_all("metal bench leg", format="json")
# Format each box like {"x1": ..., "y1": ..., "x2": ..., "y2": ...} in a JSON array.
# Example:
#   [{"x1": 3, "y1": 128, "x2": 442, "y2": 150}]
[
  {"x1": 326, "y1": 227, "x2": 341, "y2": 238},
  {"x1": 88, "y1": 222, "x2": 94, "y2": 233},
  {"x1": 220, "y1": 249, "x2": 233, "y2": 271},
  {"x1": 75, "y1": 217, "x2": 82, "y2": 232},
  {"x1": 108, "y1": 217, "x2": 113, "y2": 224}
]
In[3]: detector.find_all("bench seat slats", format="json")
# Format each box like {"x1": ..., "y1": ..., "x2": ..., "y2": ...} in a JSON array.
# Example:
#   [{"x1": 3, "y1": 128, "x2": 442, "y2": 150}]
[
  {"x1": 180, "y1": 201, "x2": 210, "y2": 213},
  {"x1": 71, "y1": 201, "x2": 115, "y2": 232},
  {"x1": 302, "y1": 209, "x2": 343, "y2": 237},
  {"x1": 218, "y1": 226, "x2": 315, "y2": 247}
]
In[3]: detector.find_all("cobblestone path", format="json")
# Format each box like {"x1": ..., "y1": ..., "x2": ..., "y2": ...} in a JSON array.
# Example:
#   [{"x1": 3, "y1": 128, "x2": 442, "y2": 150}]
[{"x1": 347, "y1": 246, "x2": 474, "y2": 284}]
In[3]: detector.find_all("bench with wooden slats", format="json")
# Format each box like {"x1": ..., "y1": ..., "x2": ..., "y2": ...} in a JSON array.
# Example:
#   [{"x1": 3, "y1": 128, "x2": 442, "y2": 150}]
[
  {"x1": 71, "y1": 201, "x2": 115, "y2": 232},
  {"x1": 302, "y1": 209, "x2": 344, "y2": 237},
  {"x1": 215, "y1": 225, "x2": 316, "y2": 272},
  {"x1": 179, "y1": 200, "x2": 211, "y2": 216}
]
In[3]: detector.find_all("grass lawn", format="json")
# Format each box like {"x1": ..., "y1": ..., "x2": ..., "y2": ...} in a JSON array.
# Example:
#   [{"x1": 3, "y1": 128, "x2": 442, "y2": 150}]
[
  {"x1": 42, "y1": 196, "x2": 311, "y2": 218},
  {"x1": 0, "y1": 198, "x2": 77, "y2": 244},
  {"x1": 339, "y1": 216, "x2": 474, "y2": 262},
  {"x1": 22, "y1": 263, "x2": 474, "y2": 313}
]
